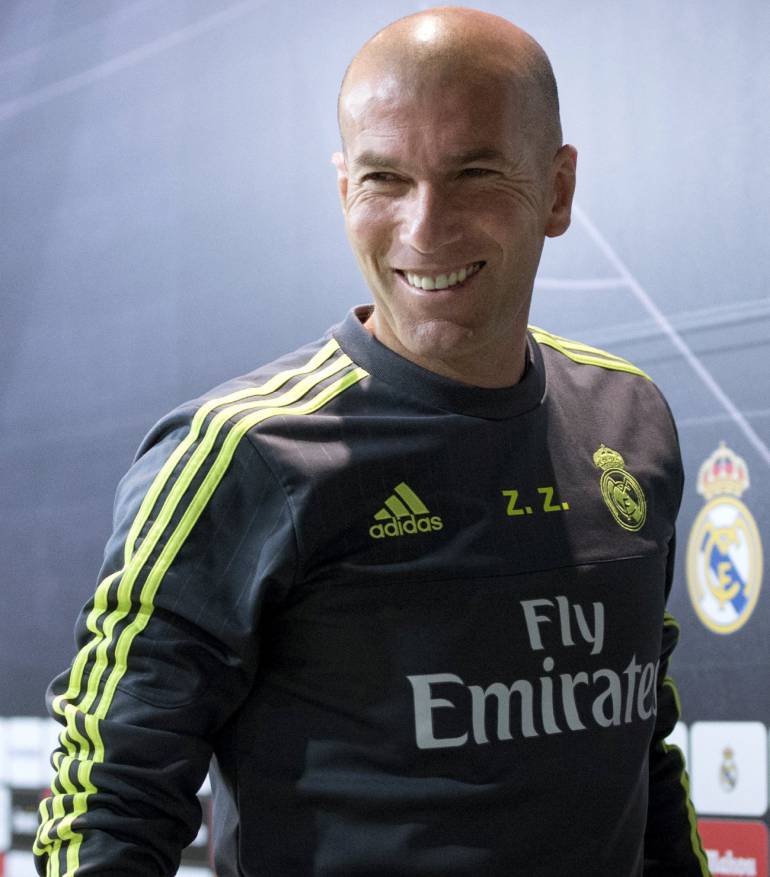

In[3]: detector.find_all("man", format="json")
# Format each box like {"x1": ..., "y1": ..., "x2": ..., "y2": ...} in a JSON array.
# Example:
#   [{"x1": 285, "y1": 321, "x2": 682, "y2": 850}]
[{"x1": 35, "y1": 7, "x2": 710, "y2": 876}]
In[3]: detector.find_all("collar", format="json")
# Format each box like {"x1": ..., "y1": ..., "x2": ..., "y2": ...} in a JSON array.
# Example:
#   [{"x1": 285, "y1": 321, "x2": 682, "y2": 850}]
[{"x1": 332, "y1": 305, "x2": 546, "y2": 421}]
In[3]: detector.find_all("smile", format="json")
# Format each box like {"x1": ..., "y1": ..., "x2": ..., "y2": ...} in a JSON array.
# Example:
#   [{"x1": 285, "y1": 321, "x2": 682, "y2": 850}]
[{"x1": 397, "y1": 261, "x2": 484, "y2": 291}]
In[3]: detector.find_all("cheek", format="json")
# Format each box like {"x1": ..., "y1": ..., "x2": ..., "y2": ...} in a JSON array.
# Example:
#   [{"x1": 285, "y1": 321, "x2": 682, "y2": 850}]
[
  {"x1": 346, "y1": 199, "x2": 398, "y2": 255},
  {"x1": 483, "y1": 203, "x2": 543, "y2": 253}
]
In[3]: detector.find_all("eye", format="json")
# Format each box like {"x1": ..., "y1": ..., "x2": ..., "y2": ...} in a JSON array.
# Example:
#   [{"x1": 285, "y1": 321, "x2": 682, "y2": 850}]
[
  {"x1": 361, "y1": 171, "x2": 402, "y2": 184},
  {"x1": 459, "y1": 167, "x2": 496, "y2": 178}
]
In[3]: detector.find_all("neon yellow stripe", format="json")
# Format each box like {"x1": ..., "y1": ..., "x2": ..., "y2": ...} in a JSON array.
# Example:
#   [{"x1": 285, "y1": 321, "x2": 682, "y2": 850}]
[
  {"x1": 678, "y1": 768, "x2": 710, "y2": 877},
  {"x1": 40, "y1": 340, "x2": 348, "y2": 869},
  {"x1": 123, "y1": 339, "x2": 343, "y2": 561},
  {"x1": 75, "y1": 353, "x2": 353, "y2": 721},
  {"x1": 660, "y1": 673, "x2": 709, "y2": 875},
  {"x1": 36, "y1": 737, "x2": 73, "y2": 847},
  {"x1": 46, "y1": 841, "x2": 60, "y2": 877},
  {"x1": 46, "y1": 621, "x2": 121, "y2": 821},
  {"x1": 34, "y1": 775, "x2": 62, "y2": 851},
  {"x1": 664, "y1": 611, "x2": 681, "y2": 633},
  {"x1": 45, "y1": 361, "x2": 367, "y2": 873},
  {"x1": 35, "y1": 706, "x2": 95, "y2": 850},
  {"x1": 36, "y1": 748, "x2": 78, "y2": 850},
  {"x1": 35, "y1": 770, "x2": 71, "y2": 861},
  {"x1": 52, "y1": 339, "x2": 341, "y2": 722},
  {"x1": 535, "y1": 336, "x2": 651, "y2": 380},
  {"x1": 663, "y1": 676, "x2": 683, "y2": 727},
  {"x1": 47, "y1": 763, "x2": 96, "y2": 874},
  {"x1": 530, "y1": 327, "x2": 650, "y2": 380},
  {"x1": 394, "y1": 482, "x2": 429, "y2": 515},
  {"x1": 42, "y1": 352, "x2": 351, "y2": 857},
  {"x1": 563, "y1": 347, "x2": 629, "y2": 366},
  {"x1": 40, "y1": 788, "x2": 91, "y2": 859},
  {"x1": 83, "y1": 712, "x2": 103, "y2": 762},
  {"x1": 49, "y1": 790, "x2": 66, "y2": 877},
  {"x1": 662, "y1": 741, "x2": 710, "y2": 874},
  {"x1": 529, "y1": 326, "x2": 631, "y2": 363},
  {"x1": 63, "y1": 704, "x2": 90, "y2": 758},
  {"x1": 41, "y1": 735, "x2": 96, "y2": 877},
  {"x1": 49, "y1": 353, "x2": 355, "y2": 862},
  {"x1": 52, "y1": 571, "x2": 121, "y2": 719},
  {"x1": 98, "y1": 367, "x2": 368, "y2": 722},
  {"x1": 36, "y1": 772, "x2": 81, "y2": 855},
  {"x1": 66, "y1": 840, "x2": 81, "y2": 877},
  {"x1": 34, "y1": 798, "x2": 53, "y2": 854},
  {"x1": 532, "y1": 328, "x2": 648, "y2": 372},
  {"x1": 384, "y1": 495, "x2": 410, "y2": 518}
]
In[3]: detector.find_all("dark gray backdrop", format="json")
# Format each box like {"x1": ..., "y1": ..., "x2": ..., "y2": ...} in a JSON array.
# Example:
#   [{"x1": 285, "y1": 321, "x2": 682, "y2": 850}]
[{"x1": 2, "y1": 0, "x2": 768, "y2": 739}]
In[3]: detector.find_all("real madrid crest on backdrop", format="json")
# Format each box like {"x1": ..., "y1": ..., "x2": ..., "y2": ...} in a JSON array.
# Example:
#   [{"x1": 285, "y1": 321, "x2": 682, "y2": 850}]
[
  {"x1": 686, "y1": 442, "x2": 763, "y2": 635},
  {"x1": 719, "y1": 747, "x2": 738, "y2": 794}
]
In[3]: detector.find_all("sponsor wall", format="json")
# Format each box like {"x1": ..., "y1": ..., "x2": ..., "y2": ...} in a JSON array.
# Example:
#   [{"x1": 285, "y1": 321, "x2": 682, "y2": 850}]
[{"x1": 1, "y1": 1, "x2": 768, "y2": 875}]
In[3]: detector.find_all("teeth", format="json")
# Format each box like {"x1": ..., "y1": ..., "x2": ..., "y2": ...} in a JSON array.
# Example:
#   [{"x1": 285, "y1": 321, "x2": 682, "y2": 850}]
[{"x1": 404, "y1": 262, "x2": 481, "y2": 291}]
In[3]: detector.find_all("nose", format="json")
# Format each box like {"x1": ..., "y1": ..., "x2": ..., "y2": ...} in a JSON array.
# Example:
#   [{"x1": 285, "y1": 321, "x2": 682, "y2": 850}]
[{"x1": 400, "y1": 182, "x2": 462, "y2": 255}]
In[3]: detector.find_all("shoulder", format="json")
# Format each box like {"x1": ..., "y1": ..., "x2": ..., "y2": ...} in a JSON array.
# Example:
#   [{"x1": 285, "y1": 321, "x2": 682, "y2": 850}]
[
  {"x1": 528, "y1": 325, "x2": 651, "y2": 382},
  {"x1": 528, "y1": 323, "x2": 672, "y2": 420},
  {"x1": 529, "y1": 323, "x2": 681, "y2": 465},
  {"x1": 133, "y1": 329, "x2": 367, "y2": 468},
  {"x1": 529, "y1": 325, "x2": 683, "y2": 527},
  {"x1": 112, "y1": 337, "x2": 351, "y2": 548}
]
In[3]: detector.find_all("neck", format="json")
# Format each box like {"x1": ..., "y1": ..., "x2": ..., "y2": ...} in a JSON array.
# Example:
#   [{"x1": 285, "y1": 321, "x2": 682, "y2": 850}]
[{"x1": 362, "y1": 311, "x2": 528, "y2": 388}]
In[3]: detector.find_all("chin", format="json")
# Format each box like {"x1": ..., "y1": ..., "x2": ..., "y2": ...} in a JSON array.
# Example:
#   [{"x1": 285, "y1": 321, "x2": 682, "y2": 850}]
[{"x1": 405, "y1": 319, "x2": 479, "y2": 360}]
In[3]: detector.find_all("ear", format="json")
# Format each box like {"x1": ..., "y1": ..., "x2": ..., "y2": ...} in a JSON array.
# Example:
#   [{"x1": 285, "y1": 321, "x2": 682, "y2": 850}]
[
  {"x1": 544, "y1": 144, "x2": 577, "y2": 238},
  {"x1": 331, "y1": 151, "x2": 349, "y2": 214}
]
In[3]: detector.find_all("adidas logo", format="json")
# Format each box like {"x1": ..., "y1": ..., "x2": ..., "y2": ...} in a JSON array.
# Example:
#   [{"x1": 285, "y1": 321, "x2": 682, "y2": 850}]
[{"x1": 369, "y1": 482, "x2": 443, "y2": 539}]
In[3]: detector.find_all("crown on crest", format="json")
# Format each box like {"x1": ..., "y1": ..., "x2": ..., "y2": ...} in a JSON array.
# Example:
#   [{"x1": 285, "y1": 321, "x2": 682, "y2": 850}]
[
  {"x1": 697, "y1": 441, "x2": 749, "y2": 499},
  {"x1": 593, "y1": 444, "x2": 624, "y2": 471}
]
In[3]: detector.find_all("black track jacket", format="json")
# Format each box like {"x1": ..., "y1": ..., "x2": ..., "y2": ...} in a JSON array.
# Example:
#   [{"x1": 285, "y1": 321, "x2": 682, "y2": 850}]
[{"x1": 35, "y1": 307, "x2": 710, "y2": 876}]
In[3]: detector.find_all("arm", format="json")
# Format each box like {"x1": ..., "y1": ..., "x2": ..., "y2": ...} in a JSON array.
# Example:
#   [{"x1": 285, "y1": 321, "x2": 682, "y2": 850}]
[
  {"x1": 34, "y1": 410, "x2": 295, "y2": 876},
  {"x1": 643, "y1": 533, "x2": 711, "y2": 877}
]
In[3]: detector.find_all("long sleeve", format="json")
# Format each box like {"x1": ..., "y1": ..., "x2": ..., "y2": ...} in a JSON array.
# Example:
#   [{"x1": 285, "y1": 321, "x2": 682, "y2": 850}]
[
  {"x1": 33, "y1": 408, "x2": 296, "y2": 876},
  {"x1": 643, "y1": 533, "x2": 711, "y2": 876}
]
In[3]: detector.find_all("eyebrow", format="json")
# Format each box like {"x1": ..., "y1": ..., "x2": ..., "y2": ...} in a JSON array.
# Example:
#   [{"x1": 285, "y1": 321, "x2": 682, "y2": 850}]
[
  {"x1": 350, "y1": 151, "x2": 399, "y2": 171},
  {"x1": 351, "y1": 147, "x2": 511, "y2": 171},
  {"x1": 448, "y1": 148, "x2": 511, "y2": 165}
]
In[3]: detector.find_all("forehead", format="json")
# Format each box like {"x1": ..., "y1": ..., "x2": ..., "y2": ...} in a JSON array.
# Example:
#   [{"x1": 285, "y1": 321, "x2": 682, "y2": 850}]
[{"x1": 342, "y1": 68, "x2": 526, "y2": 165}]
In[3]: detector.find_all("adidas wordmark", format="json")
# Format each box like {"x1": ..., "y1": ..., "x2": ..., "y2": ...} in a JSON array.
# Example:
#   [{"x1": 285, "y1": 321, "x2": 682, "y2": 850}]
[{"x1": 369, "y1": 482, "x2": 443, "y2": 539}]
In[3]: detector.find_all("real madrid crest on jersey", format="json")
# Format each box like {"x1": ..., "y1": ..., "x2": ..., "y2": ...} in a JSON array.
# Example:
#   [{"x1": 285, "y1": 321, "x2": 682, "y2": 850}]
[
  {"x1": 686, "y1": 442, "x2": 763, "y2": 634},
  {"x1": 592, "y1": 444, "x2": 647, "y2": 532}
]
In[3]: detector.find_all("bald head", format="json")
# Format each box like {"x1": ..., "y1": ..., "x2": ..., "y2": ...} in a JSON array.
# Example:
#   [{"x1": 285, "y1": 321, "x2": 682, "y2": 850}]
[{"x1": 338, "y1": 7, "x2": 562, "y2": 168}]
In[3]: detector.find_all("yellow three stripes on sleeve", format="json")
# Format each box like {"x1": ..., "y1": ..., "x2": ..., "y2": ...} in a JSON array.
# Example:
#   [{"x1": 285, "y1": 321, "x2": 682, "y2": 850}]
[
  {"x1": 659, "y1": 612, "x2": 711, "y2": 877},
  {"x1": 34, "y1": 339, "x2": 368, "y2": 876},
  {"x1": 528, "y1": 325, "x2": 651, "y2": 381}
]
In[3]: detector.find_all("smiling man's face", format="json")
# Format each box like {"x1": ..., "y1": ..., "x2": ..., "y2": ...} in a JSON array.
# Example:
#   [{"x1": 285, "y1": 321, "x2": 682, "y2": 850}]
[{"x1": 334, "y1": 55, "x2": 576, "y2": 388}]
